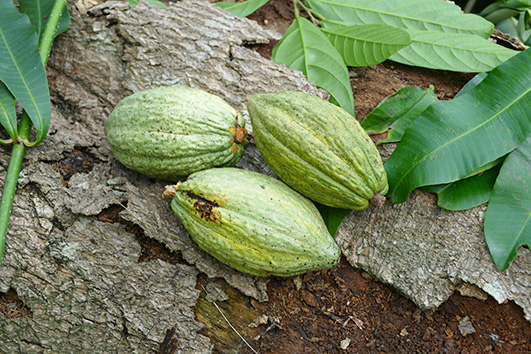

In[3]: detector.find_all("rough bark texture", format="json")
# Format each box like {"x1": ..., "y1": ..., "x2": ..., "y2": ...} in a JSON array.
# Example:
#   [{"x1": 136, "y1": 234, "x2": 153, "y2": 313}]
[
  {"x1": 0, "y1": 0, "x2": 529, "y2": 352},
  {"x1": 336, "y1": 145, "x2": 531, "y2": 323},
  {"x1": 0, "y1": 1, "x2": 323, "y2": 352}
]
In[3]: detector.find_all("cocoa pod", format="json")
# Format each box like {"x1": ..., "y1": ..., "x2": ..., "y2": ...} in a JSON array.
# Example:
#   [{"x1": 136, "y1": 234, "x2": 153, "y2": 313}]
[
  {"x1": 166, "y1": 168, "x2": 340, "y2": 277},
  {"x1": 248, "y1": 91, "x2": 388, "y2": 210},
  {"x1": 105, "y1": 87, "x2": 247, "y2": 181}
]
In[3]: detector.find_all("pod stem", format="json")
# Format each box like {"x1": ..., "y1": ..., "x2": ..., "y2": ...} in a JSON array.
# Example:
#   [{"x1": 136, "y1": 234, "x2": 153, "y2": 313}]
[
  {"x1": 370, "y1": 193, "x2": 386, "y2": 208},
  {"x1": 163, "y1": 183, "x2": 181, "y2": 197}
]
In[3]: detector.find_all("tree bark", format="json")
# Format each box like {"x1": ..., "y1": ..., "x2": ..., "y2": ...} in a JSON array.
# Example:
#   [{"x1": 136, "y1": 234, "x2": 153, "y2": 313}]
[{"x1": 0, "y1": 0, "x2": 529, "y2": 352}]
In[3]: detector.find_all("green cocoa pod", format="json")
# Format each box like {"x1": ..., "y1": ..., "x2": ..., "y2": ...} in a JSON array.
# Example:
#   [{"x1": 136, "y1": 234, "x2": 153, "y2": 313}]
[
  {"x1": 248, "y1": 91, "x2": 388, "y2": 210},
  {"x1": 166, "y1": 168, "x2": 340, "y2": 277},
  {"x1": 105, "y1": 87, "x2": 247, "y2": 181}
]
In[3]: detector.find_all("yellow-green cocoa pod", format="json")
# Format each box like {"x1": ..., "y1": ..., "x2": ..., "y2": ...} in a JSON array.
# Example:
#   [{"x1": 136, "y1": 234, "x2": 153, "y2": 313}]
[
  {"x1": 248, "y1": 91, "x2": 388, "y2": 210},
  {"x1": 104, "y1": 87, "x2": 247, "y2": 181},
  {"x1": 166, "y1": 168, "x2": 340, "y2": 277}
]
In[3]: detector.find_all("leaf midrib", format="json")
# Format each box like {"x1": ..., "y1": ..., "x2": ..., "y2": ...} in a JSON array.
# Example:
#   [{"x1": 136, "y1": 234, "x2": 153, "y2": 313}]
[
  {"x1": 296, "y1": 16, "x2": 310, "y2": 77},
  {"x1": 0, "y1": 20, "x2": 43, "y2": 130},
  {"x1": 409, "y1": 34, "x2": 515, "y2": 55},
  {"x1": 293, "y1": 17, "x2": 351, "y2": 94},
  {"x1": 311, "y1": 0, "x2": 480, "y2": 33},
  {"x1": 324, "y1": 28, "x2": 409, "y2": 46}
]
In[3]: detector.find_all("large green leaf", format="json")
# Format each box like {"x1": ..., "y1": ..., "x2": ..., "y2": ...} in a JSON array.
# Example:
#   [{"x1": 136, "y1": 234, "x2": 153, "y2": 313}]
[
  {"x1": 272, "y1": 16, "x2": 354, "y2": 115},
  {"x1": 0, "y1": 81, "x2": 16, "y2": 143},
  {"x1": 423, "y1": 162, "x2": 502, "y2": 211},
  {"x1": 307, "y1": 0, "x2": 494, "y2": 36},
  {"x1": 484, "y1": 134, "x2": 531, "y2": 272},
  {"x1": 385, "y1": 48, "x2": 531, "y2": 204},
  {"x1": 0, "y1": 0, "x2": 50, "y2": 145},
  {"x1": 216, "y1": 0, "x2": 269, "y2": 17},
  {"x1": 310, "y1": 0, "x2": 515, "y2": 72},
  {"x1": 389, "y1": 30, "x2": 519, "y2": 72},
  {"x1": 321, "y1": 24, "x2": 410, "y2": 67},
  {"x1": 361, "y1": 85, "x2": 437, "y2": 143},
  {"x1": 19, "y1": 0, "x2": 70, "y2": 40},
  {"x1": 480, "y1": 0, "x2": 531, "y2": 24}
]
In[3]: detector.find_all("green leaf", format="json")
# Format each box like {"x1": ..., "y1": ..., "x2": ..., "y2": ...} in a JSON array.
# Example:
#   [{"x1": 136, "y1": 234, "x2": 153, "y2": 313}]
[
  {"x1": 480, "y1": 0, "x2": 531, "y2": 24},
  {"x1": 321, "y1": 24, "x2": 410, "y2": 67},
  {"x1": 517, "y1": 10, "x2": 531, "y2": 43},
  {"x1": 310, "y1": 0, "x2": 514, "y2": 72},
  {"x1": 0, "y1": 0, "x2": 50, "y2": 145},
  {"x1": 0, "y1": 81, "x2": 17, "y2": 143},
  {"x1": 314, "y1": 203, "x2": 350, "y2": 236},
  {"x1": 389, "y1": 30, "x2": 519, "y2": 72},
  {"x1": 128, "y1": 0, "x2": 167, "y2": 9},
  {"x1": 484, "y1": 134, "x2": 531, "y2": 272},
  {"x1": 307, "y1": 0, "x2": 494, "y2": 36},
  {"x1": 461, "y1": 156, "x2": 507, "y2": 179},
  {"x1": 216, "y1": 0, "x2": 269, "y2": 17},
  {"x1": 384, "y1": 48, "x2": 531, "y2": 204},
  {"x1": 19, "y1": 0, "x2": 70, "y2": 40},
  {"x1": 454, "y1": 73, "x2": 487, "y2": 99},
  {"x1": 272, "y1": 16, "x2": 354, "y2": 115},
  {"x1": 361, "y1": 85, "x2": 437, "y2": 143},
  {"x1": 423, "y1": 162, "x2": 502, "y2": 211},
  {"x1": 145, "y1": 0, "x2": 168, "y2": 9}
]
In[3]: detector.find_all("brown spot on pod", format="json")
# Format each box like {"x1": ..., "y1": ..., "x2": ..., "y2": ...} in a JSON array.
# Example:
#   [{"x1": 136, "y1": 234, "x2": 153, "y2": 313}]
[
  {"x1": 230, "y1": 126, "x2": 236, "y2": 137},
  {"x1": 186, "y1": 192, "x2": 220, "y2": 222},
  {"x1": 231, "y1": 144, "x2": 238, "y2": 154}
]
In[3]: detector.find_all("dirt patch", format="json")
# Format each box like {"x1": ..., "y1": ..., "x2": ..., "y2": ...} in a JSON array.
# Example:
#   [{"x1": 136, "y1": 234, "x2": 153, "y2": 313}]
[
  {"x1": 350, "y1": 61, "x2": 475, "y2": 120},
  {"x1": 52, "y1": 148, "x2": 98, "y2": 185},
  {"x1": 238, "y1": 258, "x2": 531, "y2": 354},
  {"x1": 0, "y1": 289, "x2": 32, "y2": 320}
]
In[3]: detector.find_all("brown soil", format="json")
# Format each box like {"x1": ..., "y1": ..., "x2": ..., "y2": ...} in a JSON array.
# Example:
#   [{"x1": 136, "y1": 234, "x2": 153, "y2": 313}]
[{"x1": 238, "y1": 259, "x2": 531, "y2": 354}]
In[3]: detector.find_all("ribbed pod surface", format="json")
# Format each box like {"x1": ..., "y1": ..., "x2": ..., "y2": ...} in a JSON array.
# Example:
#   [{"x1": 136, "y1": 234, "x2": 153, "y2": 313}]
[
  {"x1": 105, "y1": 87, "x2": 247, "y2": 181},
  {"x1": 248, "y1": 91, "x2": 388, "y2": 210},
  {"x1": 170, "y1": 168, "x2": 340, "y2": 277}
]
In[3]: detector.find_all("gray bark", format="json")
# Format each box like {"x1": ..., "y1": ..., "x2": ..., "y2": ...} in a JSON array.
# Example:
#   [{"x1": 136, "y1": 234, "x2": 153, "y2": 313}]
[
  {"x1": 0, "y1": 1, "x2": 322, "y2": 352},
  {"x1": 337, "y1": 144, "x2": 531, "y2": 321},
  {"x1": 0, "y1": 0, "x2": 529, "y2": 352}
]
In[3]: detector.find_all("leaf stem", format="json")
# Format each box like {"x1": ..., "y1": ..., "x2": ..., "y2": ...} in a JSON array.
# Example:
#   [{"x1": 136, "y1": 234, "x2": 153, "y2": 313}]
[
  {"x1": 39, "y1": 0, "x2": 68, "y2": 66},
  {"x1": 295, "y1": 0, "x2": 324, "y2": 24},
  {"x1": 0, "y1": 137, "x2": 26, "y2": 265},
  {"x1": 293, "y1": 0, "x2": 300, "y2": 18},
  {"x1": 0, "y1": 0, "x2": 67, "y2": 266}
]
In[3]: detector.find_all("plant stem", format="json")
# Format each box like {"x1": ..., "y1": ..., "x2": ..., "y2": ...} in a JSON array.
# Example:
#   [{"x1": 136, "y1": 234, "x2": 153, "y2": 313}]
[
  {"x1": 293, "y1": 0, "x2": 300, "y2": 18},
  {"x1": 0, "y1": 115, "x2": 32, "y2": 263},
  {"x1": 39, "y1": 0, "x2": 68, "y2": 66},
  {"x1": 0, "y1": 0, "x2": 67, "y2": 266},
  {"x1": 463, "y1": 0, "x2": 477, "y2": 13},
  {"x1": 295, "y1": 0, "x2": 324, "y2": 23}
]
